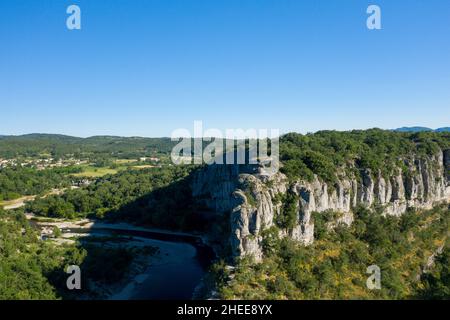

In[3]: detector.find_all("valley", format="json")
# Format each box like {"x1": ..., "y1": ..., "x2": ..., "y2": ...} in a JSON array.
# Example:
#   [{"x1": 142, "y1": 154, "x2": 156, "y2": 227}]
[{"x1": 0, "y1": 130, "x2": 449, "y2": 300}]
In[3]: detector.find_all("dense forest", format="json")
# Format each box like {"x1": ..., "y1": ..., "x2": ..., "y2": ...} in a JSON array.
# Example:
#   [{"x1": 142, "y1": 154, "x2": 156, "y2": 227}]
[
  {"x1": 0, "y1": 208, "x2": 156, "y2": 299},
  {"x1": 0, "y1": 208, "x2": 82, "y2": 299},
  {"x1": 212, "y1": 205, "x2": 449, "y2": 299},
  {"x1": 0, "y1": 167, "x2": 76, "y2": 201}
]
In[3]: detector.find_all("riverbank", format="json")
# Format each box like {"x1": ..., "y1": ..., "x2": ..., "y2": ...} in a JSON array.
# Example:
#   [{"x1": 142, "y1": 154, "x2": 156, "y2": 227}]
[
  {"x1": 26, "y1": 213, "x2": 201, "y2": 238},
  {"x1": 1, "y1": 195, "x2": 36, "y2": 210}
]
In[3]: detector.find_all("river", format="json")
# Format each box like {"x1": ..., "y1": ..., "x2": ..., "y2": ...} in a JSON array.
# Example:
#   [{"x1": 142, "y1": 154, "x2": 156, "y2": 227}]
[{"x1": 59, "y1": 226, "x2": 215, "y2": 300}]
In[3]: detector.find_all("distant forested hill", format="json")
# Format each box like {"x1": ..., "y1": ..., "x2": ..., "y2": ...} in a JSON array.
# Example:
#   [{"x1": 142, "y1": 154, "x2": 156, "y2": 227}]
[
  {"x1": 394, "y1": 127, "x2": 450, "y2": 133},
  {"x1": 0, "y1": 134, "x2": 176, "y2": 159}
]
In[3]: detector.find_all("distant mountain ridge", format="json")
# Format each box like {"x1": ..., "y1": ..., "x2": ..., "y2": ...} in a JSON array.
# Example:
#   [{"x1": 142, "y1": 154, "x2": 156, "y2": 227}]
[
  {"x1": 394, "y1": 127, "x2": 450, "y2": 132},
  {"x1": 0, "y1": 133, "x2": 170, "y2": 140},
  {"x1": 2, "y1": 127, "x2": 450, "y2": 139}
]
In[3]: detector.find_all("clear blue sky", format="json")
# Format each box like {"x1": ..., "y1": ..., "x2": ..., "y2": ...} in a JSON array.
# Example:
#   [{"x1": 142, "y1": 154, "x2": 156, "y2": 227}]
[{"x1": 1, "y1": 0, "x2": 449, "y2": 137}]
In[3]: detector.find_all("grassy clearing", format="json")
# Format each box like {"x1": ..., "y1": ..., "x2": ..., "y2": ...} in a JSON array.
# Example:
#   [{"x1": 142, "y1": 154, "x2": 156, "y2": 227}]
[
  {"x1": 70, "y1": 159, "x2": 163, "y2": 178},
  {"x1": 72, "y1": 165, "x2": 120, "y2": 177},
  {"x1": 131, "y1": 165, "x2": 156, "y2": 169}
]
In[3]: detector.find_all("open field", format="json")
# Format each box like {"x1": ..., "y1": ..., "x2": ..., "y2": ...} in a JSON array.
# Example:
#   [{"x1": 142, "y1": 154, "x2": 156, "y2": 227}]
[
  {"x1": 71, "y1": 165, "x2": 121, "y2": 177},
  {"x1": 131, "y1": 165, "x2": 156, "y2": 169},
  {"x1": 71, "y1": 161, "x2": 158, "y2": 178}
]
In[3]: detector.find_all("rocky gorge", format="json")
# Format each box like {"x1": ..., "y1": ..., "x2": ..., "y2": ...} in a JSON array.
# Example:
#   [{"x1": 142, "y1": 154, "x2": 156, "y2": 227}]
[{"x1": 192, "y1": 149, "x2": 450, "y2": 261}]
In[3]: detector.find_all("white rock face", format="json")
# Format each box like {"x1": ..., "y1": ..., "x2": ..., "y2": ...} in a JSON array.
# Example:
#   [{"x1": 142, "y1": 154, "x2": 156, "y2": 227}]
[{"x1": 192, "y1": 150, "x2": 450, "y2": 261}]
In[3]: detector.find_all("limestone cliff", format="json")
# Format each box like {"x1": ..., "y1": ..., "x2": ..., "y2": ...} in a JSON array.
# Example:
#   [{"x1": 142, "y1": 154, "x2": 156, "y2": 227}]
[{"x1": 192, "y1": 149, "x2": 450, "y2": 261}]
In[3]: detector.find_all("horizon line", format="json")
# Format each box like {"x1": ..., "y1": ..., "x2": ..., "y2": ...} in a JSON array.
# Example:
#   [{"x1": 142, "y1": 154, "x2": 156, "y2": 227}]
[{"x1": 1, "y1": 126, "x2": 449, "y2": 139}]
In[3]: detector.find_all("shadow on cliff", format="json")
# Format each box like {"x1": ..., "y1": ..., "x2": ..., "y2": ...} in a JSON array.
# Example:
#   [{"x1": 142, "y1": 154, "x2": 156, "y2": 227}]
[{"x1": 103, "y1": 167, "x2": 216, "y2": 232}]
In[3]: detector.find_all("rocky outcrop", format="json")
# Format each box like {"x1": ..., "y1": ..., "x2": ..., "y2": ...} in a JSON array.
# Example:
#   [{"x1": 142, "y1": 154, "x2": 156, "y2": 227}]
[
  {"x1": 192, "y1": 150, "x2": 450, "y2": 261},
  {"x1": 192, "y1": 163, "x2": 286, "y2": 261}
]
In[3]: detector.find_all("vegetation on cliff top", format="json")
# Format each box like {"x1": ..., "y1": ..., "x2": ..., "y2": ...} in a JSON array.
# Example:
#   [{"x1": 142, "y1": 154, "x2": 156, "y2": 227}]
[{"x1": 280, "y1": 129, "x2": 449, "y2": 183}]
